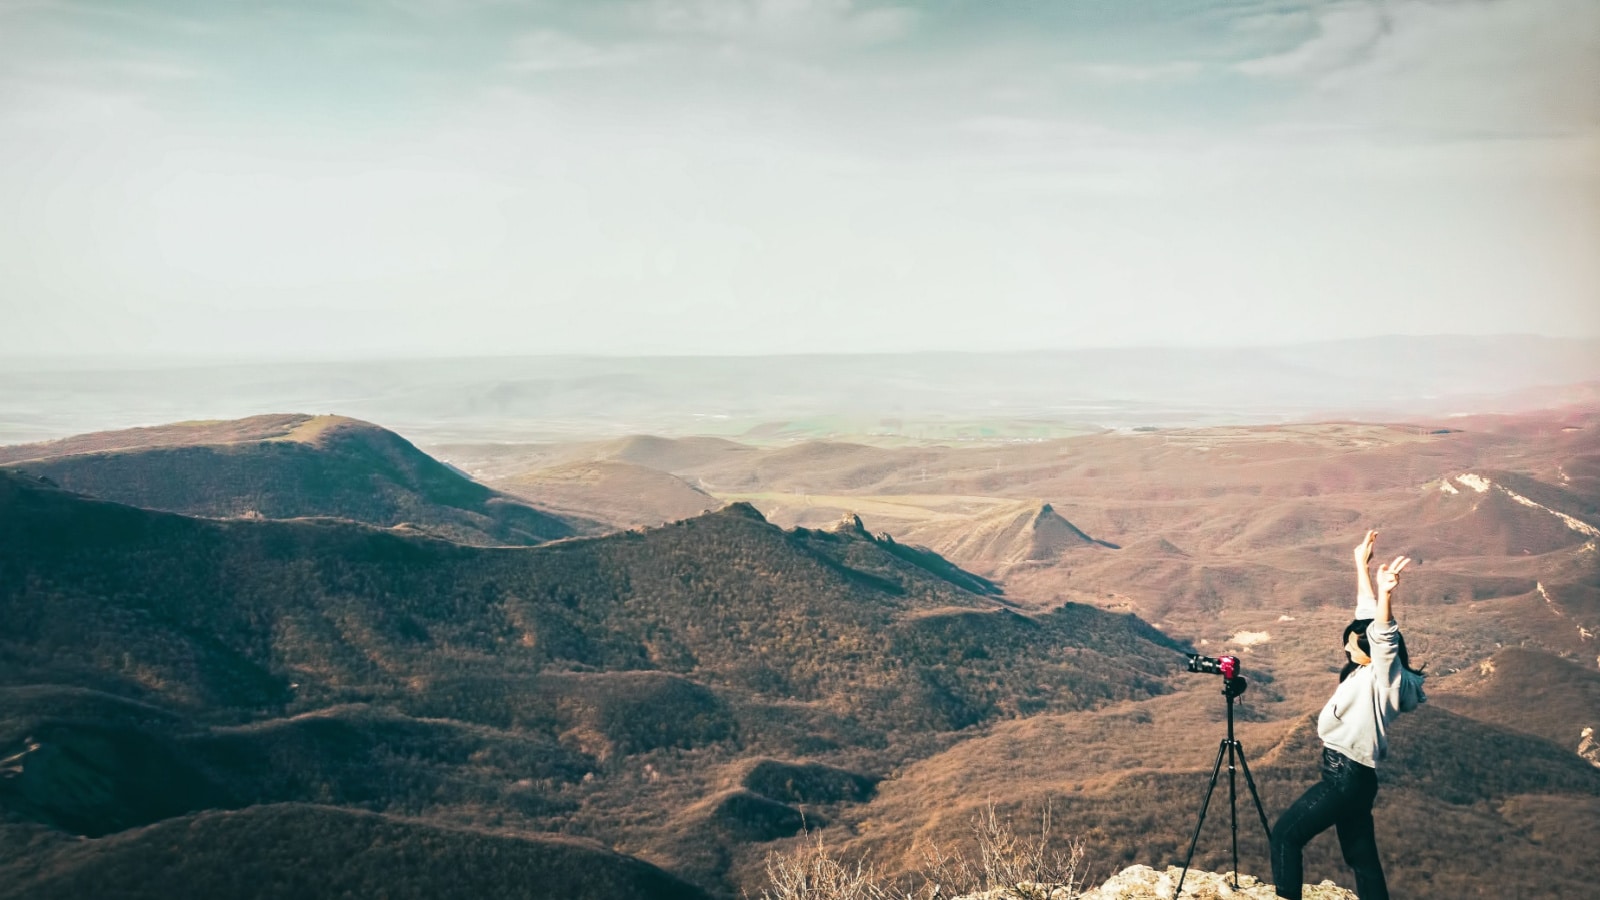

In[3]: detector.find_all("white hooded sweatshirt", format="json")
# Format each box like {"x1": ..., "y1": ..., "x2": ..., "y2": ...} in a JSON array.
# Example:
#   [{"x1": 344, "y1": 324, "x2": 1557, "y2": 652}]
[{"x1": 1316, "y1": 616, "x2": 1427, "y2": 769}]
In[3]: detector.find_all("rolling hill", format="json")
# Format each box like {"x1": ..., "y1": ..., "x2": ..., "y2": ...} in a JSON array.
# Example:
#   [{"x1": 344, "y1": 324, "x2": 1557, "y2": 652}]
[
  {"x1": 494, "y1": 459, "x2": 719, "y2": 529},
  {"x1": 1430, "y1": 647, "x2": 1600, "y2": 759},
  {"x1": 0, "y1": 414, "x2": 578, "y2": 546},
  {"x1": 894, "y1": 501, "x2": 1113, "y2": 575},
  {"x1": 594, "y1": 434, "x2": 754, "y2": 473},
  {"x1": 0, "y1": 469, "x2": 1182, "y2": 895},
  {"x1": 0, "y1": 471, "x2": 1175, "y2": 723},
  {"x1": 0, "y1": 804, "x2": 710, "y2": 900}
]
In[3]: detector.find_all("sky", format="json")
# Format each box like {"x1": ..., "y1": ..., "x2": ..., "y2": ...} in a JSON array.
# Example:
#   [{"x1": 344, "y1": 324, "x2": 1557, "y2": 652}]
[{"x1": 1, "y1": 0, "x2": 1596, "y2": 359}]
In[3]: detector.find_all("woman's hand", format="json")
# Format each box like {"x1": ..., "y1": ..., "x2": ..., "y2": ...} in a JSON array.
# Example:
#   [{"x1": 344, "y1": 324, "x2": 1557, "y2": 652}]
[
  {"x1": 1374, "y1": 555, "x2": 1409, "y2": 624},
  {"x1": 1355, "y1": 530, "x2": 1379, "y2": 605},
  {"x1": 1376, "y1": 556, "x2": 1410, "y2": 595},
  {"x1": 1354, "y1": 530, "x2": 1378, "y2": 566}
]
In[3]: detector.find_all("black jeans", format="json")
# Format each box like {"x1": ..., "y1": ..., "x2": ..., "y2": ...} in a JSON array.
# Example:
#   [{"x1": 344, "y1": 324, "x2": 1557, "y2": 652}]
[{"x1": 1270, "y1": 747, "x2": 1387, "y2": 900}]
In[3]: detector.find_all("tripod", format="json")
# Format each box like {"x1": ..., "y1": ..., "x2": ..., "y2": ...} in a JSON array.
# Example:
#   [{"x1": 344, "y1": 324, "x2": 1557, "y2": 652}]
[{"x1": 1174, "y1": 675, "x2": 1272, "y2": 899}]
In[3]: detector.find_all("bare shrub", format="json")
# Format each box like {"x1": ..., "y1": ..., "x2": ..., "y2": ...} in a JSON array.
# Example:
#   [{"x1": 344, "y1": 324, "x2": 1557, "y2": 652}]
[
  {"x1": 758, "y1": 801, "x2": 1087, "y2": 900},
  {"x1": 758, "y1": 830, "x2": 897, "y2": 900},
  {"x1": 917, "y1": 801, "x2": 1087, "y2": 900}
]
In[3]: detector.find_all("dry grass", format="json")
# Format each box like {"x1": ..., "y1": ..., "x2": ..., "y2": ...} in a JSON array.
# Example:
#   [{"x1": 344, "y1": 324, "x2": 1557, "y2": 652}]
[
  {"x1": 759, "y1": 802, "x2": 1087, "y2": 900},
  {"x1": 759, "y1": 831, "x2": 897, "y2": 900}
]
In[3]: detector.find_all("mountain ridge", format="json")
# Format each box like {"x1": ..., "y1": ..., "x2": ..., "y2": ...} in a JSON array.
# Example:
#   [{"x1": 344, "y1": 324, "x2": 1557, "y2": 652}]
[
  {"x1": 0, "y1": 466, "x2": 1184, "y2": 895},
  {"x1": 0, "y1": 803, "x2": 710, "y2": 900},
  {"x1": 1, "y1": 414, "x2": 576, "y2": 546}
]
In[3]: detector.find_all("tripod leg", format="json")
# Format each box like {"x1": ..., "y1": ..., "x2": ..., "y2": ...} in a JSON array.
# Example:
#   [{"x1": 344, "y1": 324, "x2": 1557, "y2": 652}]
[
  {"x1": 1176, "y1": 739, "x2": 1229, "y2": 900},
  {"x1": 1228, "y1": 740, "x2": 1240, "y2": 889},
  {"x1": 1235, "y1": 741, "x2": 1273, "y2": 841}
]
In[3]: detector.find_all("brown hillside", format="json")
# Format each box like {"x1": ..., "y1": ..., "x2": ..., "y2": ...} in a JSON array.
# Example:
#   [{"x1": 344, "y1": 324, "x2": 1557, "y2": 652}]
[
  {"x1": 0, "y1": 804, "x2": 710, "y2": 900},
  {"x1": 493, "y1": 459, "x2": 718, "y2": 529},
  {"x1": 0, "y1": 470, "x2": 1181, "y2": 894},
  {"x1": 2, "y1": 415, "x2": 575, "y2": 546},
  {"x1": 825, "y1": 704, "x2": 1600, "y2": 900},
  {"x1": 597, "y1": 434, "x2": 753, "y2": 472},
  {"x1": 1360, "y1": 483, "x2": 1589, "y2": 561},
  {"x1": 896, "y1": 501, "x2": 1108, "y2": 575},
  {"x1": 1432, "y1": 647, "x2": 1600, "y2": 758},
  {"x1": 0, "y1": 473, "x2": 1166, "y2": 726},
  {"x1": 677, "y1": 440, "x2": 940, "y2": 494},
  {"x1": 0, "y1": 413, "x2": 321, "y2": 463}
]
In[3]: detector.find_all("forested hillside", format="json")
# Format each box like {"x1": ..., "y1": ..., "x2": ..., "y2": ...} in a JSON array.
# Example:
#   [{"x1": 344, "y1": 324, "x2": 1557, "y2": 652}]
[{"x1": 0, "y1": 470, "x2": 1180, "y2": 895}]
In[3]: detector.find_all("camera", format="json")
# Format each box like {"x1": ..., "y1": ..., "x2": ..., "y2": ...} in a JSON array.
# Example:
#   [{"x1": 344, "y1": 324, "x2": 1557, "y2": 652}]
[{"x1": 1186, "y1": 653, "x2": 1240, "y2": 680}]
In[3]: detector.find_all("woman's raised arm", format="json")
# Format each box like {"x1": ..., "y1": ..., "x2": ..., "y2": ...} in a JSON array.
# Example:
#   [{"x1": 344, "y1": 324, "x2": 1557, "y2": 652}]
[
  {"x1": 1354, "y1": 530, "x2": 1378, "y2": 616},
  {"x1": 1375, "y1": 555, "x2": 1410, "y2": 625}
]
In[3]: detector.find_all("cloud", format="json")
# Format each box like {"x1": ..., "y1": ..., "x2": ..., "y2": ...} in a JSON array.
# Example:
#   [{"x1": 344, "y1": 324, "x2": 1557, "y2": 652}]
[
  {"x1": 1235, "y1": 2, "x2": 1389, "y2": 78},
  {"x1": 0, "y1": 51, "x2": 198, "y2": 131},
  {"x1": 957, "y1": 116, "x2": 1127, "y2": 143},
  {"x1": 506, "y1": 30, "x2": 646, "y2": 73},
  {"x1": 0, "y1": 80, "x2": 156, "y2": 129},
  {"x1": 0, "y1": 0, "x2": 211, "y2": 130},
  {"x1": 1223, "y1": 0, "x2": 1600, "y2": 139},
  {"x1": 1077, "y1": 60, "x2": 1203, "y2": 84},
  {"x1": 634, "y1": 0, "x2": 917, "y2": 45},
  {"x1": 1312, "y1": 0, "x2": 1600, "y2": 134}
]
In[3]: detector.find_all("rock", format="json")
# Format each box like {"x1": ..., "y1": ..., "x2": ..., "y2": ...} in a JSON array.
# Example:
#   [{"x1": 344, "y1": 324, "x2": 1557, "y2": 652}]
[
  {"x1": 955, "y1": 865, "x2": 1354, "y2": 900},
  {"x1": 1080, "y1": 865, "x2": 1355, "y2": 900},
  {"x1": 827, "y1": 512, "x2": 871, "y2": 536}
]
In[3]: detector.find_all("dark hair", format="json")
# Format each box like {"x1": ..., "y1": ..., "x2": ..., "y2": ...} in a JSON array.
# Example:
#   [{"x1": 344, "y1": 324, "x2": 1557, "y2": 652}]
[{"x1": 1339, "y1": 618, "x2": 1423, "y2": 682}]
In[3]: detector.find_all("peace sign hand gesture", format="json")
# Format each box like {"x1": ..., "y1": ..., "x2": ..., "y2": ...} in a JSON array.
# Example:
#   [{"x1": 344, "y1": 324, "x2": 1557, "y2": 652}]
[{"x1": 1376, "y1": 556, "x2": 1411, "y2": 595}]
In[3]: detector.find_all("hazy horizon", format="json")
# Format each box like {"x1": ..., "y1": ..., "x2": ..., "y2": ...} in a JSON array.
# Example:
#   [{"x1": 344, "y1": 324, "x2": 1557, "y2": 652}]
[
  {"x1": 3, "y1": 1, "x2": 1597, "y2": 359},
  {"x1": 4, "y1": 335, "x2": 1598, "y2": 446},
  {"x1": 5, "y1": 330, "x2": 1596, "y2": 367}
]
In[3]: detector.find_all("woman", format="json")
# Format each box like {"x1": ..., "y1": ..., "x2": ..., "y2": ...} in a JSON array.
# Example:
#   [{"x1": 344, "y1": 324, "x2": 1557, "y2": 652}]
[{"x1": 1271, "y1": 530, "x2": 1426, "y2": 900}]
